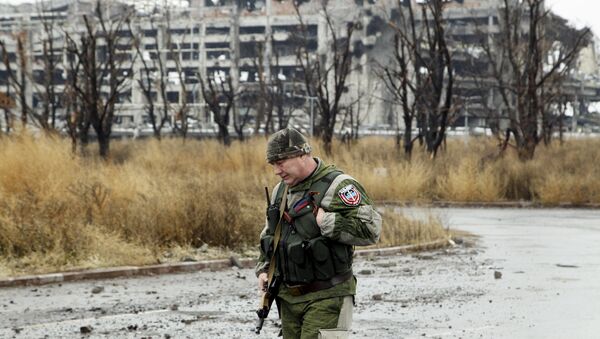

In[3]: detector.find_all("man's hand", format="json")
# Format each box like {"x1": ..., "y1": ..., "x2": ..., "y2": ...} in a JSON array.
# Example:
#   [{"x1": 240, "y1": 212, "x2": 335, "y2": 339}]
[
  {"x1": 316, "y1": 207, "x2": 325, "y2": 226},
  {"x1": 258, "y1": 272, "x2": 268, "y2": 292}
]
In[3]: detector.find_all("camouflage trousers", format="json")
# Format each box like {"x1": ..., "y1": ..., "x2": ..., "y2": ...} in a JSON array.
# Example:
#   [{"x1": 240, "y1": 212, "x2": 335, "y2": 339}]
[{"x1": 279, "y1": 295, "x2": 353, "y2": 339}]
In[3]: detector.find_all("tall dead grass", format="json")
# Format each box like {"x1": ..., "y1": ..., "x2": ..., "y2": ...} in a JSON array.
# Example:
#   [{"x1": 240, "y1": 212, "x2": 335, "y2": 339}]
[
  {"x1": 0, "y1": 136, "x2": 271, "y2": 276},
  {"x1": 1, "y1": 134, "x2": 598, "y2": 276},
  {"x1": 329, "y1": 137, "x2": 600, "y2": 204},
  {"x1": 376, "y1": 209, "x2": 448, "y2": 248}
]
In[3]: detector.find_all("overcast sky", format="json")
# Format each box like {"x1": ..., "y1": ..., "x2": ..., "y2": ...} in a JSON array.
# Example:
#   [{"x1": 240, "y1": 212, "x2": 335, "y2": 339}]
[
  {"x1": 546, "y1": 0, "x2": 600, "y2": 35},
  {"x1": 2, "y1": 0, "x2": 599, "y2": 36}
]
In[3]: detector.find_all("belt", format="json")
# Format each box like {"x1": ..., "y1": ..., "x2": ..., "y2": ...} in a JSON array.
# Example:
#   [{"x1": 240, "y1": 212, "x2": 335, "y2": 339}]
[{"x1": 286, "y1": 270, "x2": 353, "y2": 297}]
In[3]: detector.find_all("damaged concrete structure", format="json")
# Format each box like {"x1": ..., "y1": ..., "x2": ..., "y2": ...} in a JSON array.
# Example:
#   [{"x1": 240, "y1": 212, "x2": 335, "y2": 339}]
[
  {"x1": 0, "y1": 0, "x2": 388, "y2": 136},
  {"x1": 1, "y1": 0, "x2": 599, "y2": 136}
]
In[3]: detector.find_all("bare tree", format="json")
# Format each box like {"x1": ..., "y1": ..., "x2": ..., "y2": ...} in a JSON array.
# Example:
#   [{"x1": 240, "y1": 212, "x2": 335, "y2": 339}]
[
  {"x1": 479, "y1": 0, "x2": 590, "y2": 160},
  {"x1": 341, "y1": 75, "x2": 376, "y2": 142},
  {"x1": 293, "y1": 2, "x2": 357, "y2": 155},
  {"x1": 199, "y1": 70, "x2": 235, "y2": 146},
  {"x1": 0, "y1": 32, "x2": 32, "y2": 130},
  {"x1": 253, "y1": 41, "x2": 274, "y2": 134},
  {"x1": 164, "y1": 9, "x2": 193, "y2": 139},
  {"x1": 378, "y1": 0, "x2": 455, "y2": 159},
  {"x1": 65, "y1": 1, "x2": 135, "y2": 158},
  {"x1": 253, "y1": 41, "x2": 295, "y2": 134},
  {"x1": 0, "y1": 51, "x2": 15, "y2": 134},
  {"x1": 63, "y1": 37, "x2": 89, "y2": 153},
  {"x1": 0, "y1": 89, "x2": 15, "y2": 134},
  {"x1": 0, "y1": 7, "x2": 67, "y2": 135},
  {"x1": 539, "y1": 13, "x2": 589, "y2": 145},
  {"x1": 271, "y1": 64, "x2": 292, "y2": 131},
  {"x1": 130, "y1": 19, "x2": 168, "y2": 140},
  {"x1": 234, "y1": 93, "x2": 253, "y2": 141},
  {"x1": 32, "y1": 3, "x2": 65, "y2": 133},
  {"x1": 2, "y1": 14, "x2": 66, "y2": 134},
  {"x1": 377, "y1": 29, "x2": 417, "y2": 156},
  {"x1": 133, "y1": 7, "x2": 195, "y2": 141}
]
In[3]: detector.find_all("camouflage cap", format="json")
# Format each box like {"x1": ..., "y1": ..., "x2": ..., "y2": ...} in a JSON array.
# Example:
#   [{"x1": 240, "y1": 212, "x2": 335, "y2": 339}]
[{"x1": 266, "y1": 127, "x2": 311, "y2": 163}]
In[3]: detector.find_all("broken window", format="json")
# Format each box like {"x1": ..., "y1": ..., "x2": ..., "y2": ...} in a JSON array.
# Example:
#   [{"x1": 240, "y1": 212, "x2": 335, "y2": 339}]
[
  {"x1": 240, "y1": 41, "x2": 258, "y2": 58},
  {"x1": 143, "y1": 29, "x2": 157, "y2": 37},
  {"x1": 167, "y1": 91, "x2": 179, "y2": 103},
  {"x1": 205, "y1": 42, "x2": 230, "y2": 49},
  {"x1": 366, "y1": 15, "x2": 385, "y2": 36},
  {"x1": 207, "y1": 51, "x2": 230, "y2": 60},
  {"x1": 206, "y1": 26, "x2": 229, "y2": 35},
  {"x1": 240, "y1": 26, "x2": 265, "y2": 35}
]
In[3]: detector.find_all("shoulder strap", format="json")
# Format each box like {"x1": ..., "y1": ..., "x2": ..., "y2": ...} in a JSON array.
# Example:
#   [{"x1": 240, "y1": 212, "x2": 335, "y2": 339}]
[
  {"x1": 310, "y1": 170, "x2": 342, "y2": 207},
  {"x1": 266, "y1": 183, "x2": 288, "y2": 284},
  {"x1": 272, "y1": 181, "x2": 287, "y2": 206}
]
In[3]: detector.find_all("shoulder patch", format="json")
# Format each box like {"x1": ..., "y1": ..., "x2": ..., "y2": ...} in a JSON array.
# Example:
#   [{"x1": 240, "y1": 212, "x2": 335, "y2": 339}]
[{"x1": 338, "y1": 184, "x2": 361, "y2": 206}]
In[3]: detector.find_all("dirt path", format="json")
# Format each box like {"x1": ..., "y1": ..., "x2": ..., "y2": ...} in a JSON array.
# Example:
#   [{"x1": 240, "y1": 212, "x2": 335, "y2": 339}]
[{"x1": 0, "y1": 208, "x2": 598, "y2": 338}]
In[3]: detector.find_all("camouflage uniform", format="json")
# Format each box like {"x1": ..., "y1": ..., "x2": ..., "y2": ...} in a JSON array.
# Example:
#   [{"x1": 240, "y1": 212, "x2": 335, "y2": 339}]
[{"x1": 257, "y1": 131, "x2": 382, "y2": 339}]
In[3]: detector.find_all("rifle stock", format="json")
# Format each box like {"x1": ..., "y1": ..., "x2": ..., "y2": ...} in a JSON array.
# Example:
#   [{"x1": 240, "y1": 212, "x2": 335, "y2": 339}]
[{"x1": 255, "y1": 276, "x2": 280, "y2": 334}]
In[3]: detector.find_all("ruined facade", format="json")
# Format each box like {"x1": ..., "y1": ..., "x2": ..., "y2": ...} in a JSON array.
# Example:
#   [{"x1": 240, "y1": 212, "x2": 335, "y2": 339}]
[{"x1": 1, "y1": 0, "x2": 598, "y2": 136}]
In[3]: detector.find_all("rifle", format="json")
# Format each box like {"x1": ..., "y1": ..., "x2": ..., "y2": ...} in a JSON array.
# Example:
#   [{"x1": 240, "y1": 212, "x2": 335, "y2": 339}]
[
  {"x1": 254, "y1": 275, "x2": 281, "y2": 334},
  {"x1": 254, "y1": 185, "x2": 288, "y2": 334}
]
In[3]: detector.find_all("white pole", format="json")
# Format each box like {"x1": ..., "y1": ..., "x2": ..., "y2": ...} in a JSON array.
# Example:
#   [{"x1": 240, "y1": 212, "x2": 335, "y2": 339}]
[{"x1": 310, "y1": 98, "x2": 314, "y2": 136}]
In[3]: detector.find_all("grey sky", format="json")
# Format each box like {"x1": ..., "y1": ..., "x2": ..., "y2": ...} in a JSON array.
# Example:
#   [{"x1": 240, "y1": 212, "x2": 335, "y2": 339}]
[{"x1": 546, "y1": 0, "x2": 600, "y2": 36}]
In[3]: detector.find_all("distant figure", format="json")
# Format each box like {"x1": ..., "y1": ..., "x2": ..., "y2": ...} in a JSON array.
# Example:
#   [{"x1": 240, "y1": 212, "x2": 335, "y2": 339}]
[
  {"x1": 132, "y1": 125, "x2": 140, "y2": 140},
  {"x1": 256, "y1": 127, "x2": 382, "y2": 338},
  {"x1": 341, "y1": 129, "x2": 351, "y2": 146}
]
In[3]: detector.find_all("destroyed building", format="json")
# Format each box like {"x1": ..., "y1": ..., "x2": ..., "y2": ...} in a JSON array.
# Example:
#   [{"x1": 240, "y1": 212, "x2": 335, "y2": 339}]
[{"x1": 1, "y1": 0, "x2": 599, "y2": 137}]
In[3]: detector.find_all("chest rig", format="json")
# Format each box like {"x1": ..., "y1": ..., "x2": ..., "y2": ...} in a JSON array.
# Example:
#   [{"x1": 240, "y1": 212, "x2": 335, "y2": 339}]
[{"x1": 265, "y1": 170, "x2": 354, "y2": 286}]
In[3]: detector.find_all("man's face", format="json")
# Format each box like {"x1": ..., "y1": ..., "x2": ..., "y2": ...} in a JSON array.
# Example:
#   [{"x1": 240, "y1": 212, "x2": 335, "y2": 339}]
[{"x1": 271, "y1": 155, "x2": 308, "y2": 187}]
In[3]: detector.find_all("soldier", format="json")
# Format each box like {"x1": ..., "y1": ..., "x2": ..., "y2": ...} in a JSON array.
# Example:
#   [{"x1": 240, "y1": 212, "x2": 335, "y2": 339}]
[{"x1": 256, "y1": 127, "x2": 382, "y2": 339}]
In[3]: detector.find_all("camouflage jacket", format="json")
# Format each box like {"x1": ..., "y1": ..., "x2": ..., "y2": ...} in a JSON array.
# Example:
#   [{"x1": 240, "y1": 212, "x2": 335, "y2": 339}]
[{"x1": 255, "y1": 158, "x2": 382, "y2": 304}]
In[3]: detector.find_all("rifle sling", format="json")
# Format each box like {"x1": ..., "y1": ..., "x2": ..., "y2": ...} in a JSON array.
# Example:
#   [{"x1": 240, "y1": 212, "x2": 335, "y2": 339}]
[{"x1": 266, "y1": 184, "x2": 288, "y2": 287}]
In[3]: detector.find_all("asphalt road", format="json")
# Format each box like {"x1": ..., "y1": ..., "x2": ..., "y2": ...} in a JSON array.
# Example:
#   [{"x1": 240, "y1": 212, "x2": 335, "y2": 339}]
[{"x1": 0, "y1": 208, "x2": 598, "y2": 339}]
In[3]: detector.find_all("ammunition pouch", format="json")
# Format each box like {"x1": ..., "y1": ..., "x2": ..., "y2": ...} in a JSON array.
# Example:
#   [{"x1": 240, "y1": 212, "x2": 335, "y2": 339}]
[
  {"x1": 268, "y1": 169, "x2": 353, "y2": 286},
  {"x1": 287, "y1": 240, "x2": 314, "y2": 284},
  {"x1": 285, "y1": 235, "x2": 352, "y2": 285},
  {"x1": 260, "y1": 235, "x2": 274, "y2": 258}
]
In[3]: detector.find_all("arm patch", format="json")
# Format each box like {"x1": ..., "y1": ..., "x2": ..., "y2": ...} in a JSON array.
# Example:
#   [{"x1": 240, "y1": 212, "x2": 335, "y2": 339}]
[{"x1": 338, "y1": 184, "x2": 361, "y2": 206}]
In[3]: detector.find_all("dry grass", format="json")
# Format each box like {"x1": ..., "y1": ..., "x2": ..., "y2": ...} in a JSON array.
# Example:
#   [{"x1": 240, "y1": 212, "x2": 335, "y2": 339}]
[
  {"x1": 1, "y1": 134, "x2": 598, "y2": 276},
  {"x1": 533, "y1": 140, "x2": 600, "y2": 204},
  {"x1": 326, "y1": 137, "x2": 600, "y2": 205},
  {"x1": 375, "y1": 209, "x2": 448, "y2": 248},
  {"x1": 0, "y1": 136, "x2": 270, "y2": 276}
]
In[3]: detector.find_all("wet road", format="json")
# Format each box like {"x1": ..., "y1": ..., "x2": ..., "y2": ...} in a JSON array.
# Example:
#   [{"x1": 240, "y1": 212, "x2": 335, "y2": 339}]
[
  {"x1": 416, "y1": 208, "x2": 600, "y2": 339},
  {"x1": 0, "y1": 208, "x2": 598, "y2": 338}
]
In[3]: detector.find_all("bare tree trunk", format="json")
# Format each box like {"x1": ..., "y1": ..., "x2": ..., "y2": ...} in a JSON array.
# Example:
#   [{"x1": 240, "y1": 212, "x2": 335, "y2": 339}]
[
  {"x1": 293, "y1": 2, "x2": 356, "y2": 155},
  {"x1": 66, "y1": 1, "x2": 134, "y2": 158},
  {"x1": 378, "y1": 0, "x2": 454, "y2": 160},
  {"x1": 1, "y1": 34, "x2": 31, "y2": 131},
  {"x1": 479, "y1": 0, "x2": 590, "y2": 160},
  {"x1": 16, "y1": 34, "x2": 28, "y2": 129},
  {"x1": 1, "y1": 83, "x2": 13, "y2": 134},
  {"x1": 199, "y1": 73, "x2": 235, "y2": 146},
  {"x1": 98, "y1": 133, "x2": 110, "y2": 158}
]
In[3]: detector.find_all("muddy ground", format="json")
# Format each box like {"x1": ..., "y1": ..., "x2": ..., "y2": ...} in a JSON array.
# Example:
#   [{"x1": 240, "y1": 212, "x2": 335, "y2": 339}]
[{"x1": 0, "y1": 208, "x2": 599, "y2": 338}]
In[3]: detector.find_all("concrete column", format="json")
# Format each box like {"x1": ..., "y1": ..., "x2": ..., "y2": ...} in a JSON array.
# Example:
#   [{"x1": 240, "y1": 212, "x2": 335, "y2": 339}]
[
  {"x1": 265, "y1": 0, "x2": 272, "y2": 83},
  {"x1": 22, "y1": 16, "x2": 34, "y2": 120},
  {"x1": 230, "y1": 3, "x2": 240, "y2": 128},
  {"x1": 572, "y1": 94, "x2": 579, "y2": 133}
]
